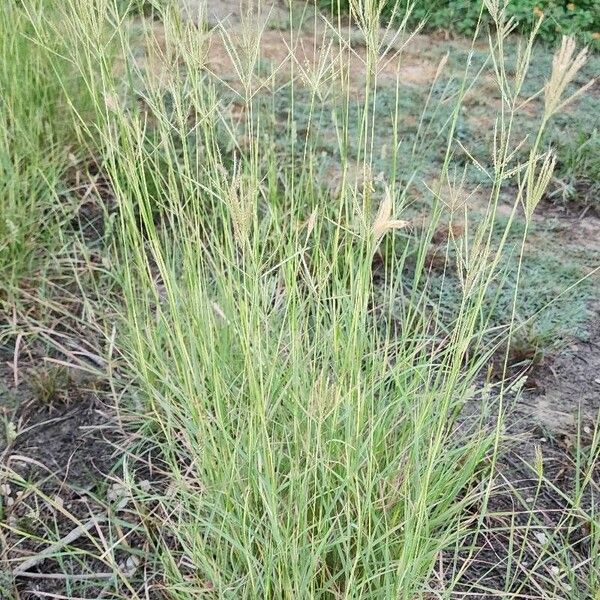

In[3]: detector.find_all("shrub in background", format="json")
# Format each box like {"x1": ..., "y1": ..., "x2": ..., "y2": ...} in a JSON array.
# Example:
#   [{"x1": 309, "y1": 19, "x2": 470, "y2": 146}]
[{"x1": 321, "y1": 0, "x2": 600, "y2": 47}]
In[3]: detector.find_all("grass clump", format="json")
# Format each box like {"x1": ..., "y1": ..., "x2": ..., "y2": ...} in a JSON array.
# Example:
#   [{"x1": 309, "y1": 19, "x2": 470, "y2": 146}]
[
  {"x1": 0, "y1": 0, "x2": 598, "y2": 597},
  {"x1": 549, "y1": 126, "x2": 600, "y2": 211},
  {"x1": 0, "y1": 0, "x2": 99, "y2": 315},
  {"x1": 0, "y1": 4, "x2": 65, "y2": 295}
]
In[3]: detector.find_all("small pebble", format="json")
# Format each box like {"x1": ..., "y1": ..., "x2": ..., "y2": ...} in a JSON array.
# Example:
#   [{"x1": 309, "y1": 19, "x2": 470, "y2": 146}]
[
  {"x1": 124, "y1": 555, "x2": 140, "y2": 575},
  {"x1": 138, "y1": 479, "x2": 151, "y2": 492},
  {"x1": 534, "y1": 531, "x2": 548, "y2": 545},
  {"x1": 107, "y1": 483, "x2": 127, "y2": 502}
]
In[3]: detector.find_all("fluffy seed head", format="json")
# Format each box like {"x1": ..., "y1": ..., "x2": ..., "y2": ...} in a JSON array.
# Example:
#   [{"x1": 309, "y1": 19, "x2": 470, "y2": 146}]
[
  {"x1": 544, "y1": 36, "x2": 594, "y2": 118},
  {"x1": 372, "y1": 188, "x2": 409, "y2": 245}
]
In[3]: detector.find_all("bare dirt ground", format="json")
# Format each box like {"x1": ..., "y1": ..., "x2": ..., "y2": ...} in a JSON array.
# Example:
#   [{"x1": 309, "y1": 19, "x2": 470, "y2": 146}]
[
  {"x1": 180, "y1": 0, "x2": 290, "y2": 25},
  {"x1": 0, "y1": 353, "x2": 120, "y2": 598}
]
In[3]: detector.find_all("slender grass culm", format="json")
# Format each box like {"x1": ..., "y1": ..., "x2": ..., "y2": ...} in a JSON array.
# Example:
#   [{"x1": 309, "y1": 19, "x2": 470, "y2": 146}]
[{"x1": 7, "y1": 0, "x2": 596, "y2": 598}]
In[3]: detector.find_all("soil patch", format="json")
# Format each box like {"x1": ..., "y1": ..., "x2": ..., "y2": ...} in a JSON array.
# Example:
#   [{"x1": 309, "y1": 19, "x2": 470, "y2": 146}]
[
  {"x1": 522, "y1": 304, "x2": 600, "y2": 433},
  {"x1": 444, "y1": 307, "x2": 600, "y2": 596},
  {"x1": 0, "y1": 352, "x2": 128, "y2": 599}
]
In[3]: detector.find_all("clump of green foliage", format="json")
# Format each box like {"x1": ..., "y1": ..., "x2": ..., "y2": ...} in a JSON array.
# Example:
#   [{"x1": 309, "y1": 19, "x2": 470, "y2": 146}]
[
  {"x1": 321, "y1": 0, "x2": 600, "y2": 47},
  {"x1": 549, "y1": 126, "x2": 600, "y2": 210},
  {"x1": 506, "y1": 0, "x2": 599, "y2": 45},
  {"x1": 0, "y1": 1, "x2": 96, "y2": 300},
  {"x1": 2, "y1": 0, "x2": 599, "y2": 598}
]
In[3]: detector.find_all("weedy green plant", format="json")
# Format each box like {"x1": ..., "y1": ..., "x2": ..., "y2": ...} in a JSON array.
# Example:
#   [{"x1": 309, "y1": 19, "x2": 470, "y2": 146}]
[
  {"x1": 320, "y1": 0, "x2": 600, "y2": 48},
  {"x1": 2, "y1": 0, "x2": 597, "y2": 597},
  {"x1": 549, "y1": 126, "x2": 600, "y2": 210},
  {"x1": 29, "y1": 365, "x2": 71, "y2": 405}
]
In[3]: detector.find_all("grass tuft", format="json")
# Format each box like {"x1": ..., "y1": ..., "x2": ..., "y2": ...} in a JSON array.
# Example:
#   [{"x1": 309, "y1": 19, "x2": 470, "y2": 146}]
[{"x1": 0, "y1": 1, "x2": 598, "y2": 598}]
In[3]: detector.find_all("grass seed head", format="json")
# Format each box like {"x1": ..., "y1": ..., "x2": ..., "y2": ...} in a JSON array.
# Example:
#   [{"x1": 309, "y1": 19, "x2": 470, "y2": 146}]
[
  {"x1": 483, "y1": 0, "x2": 508, "y2": 25},
  {"x1": 524, "y1": 150, "x2": 556, "y2": 220},
  {"x1": 372, "y1": 188, "x2": 409, "y2": 246},
  {"x1": 534, "y1": 445, "x2": 544, "y2": 479},
  {"x1": 227, "y1": 171, "x2": 254, "y2": 248},
  {"x1": 544, "y1": 36, "x2": 594, "y2": 118}
]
